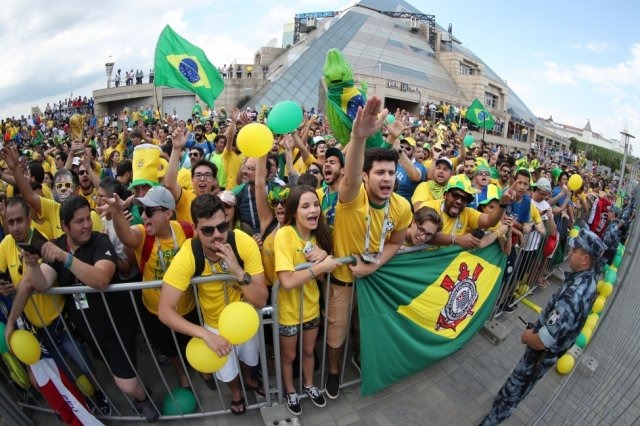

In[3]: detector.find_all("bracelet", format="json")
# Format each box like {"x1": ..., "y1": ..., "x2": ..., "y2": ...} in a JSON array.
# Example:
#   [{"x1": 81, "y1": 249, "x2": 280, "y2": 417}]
[
  {"x1": 64, "y1": 253, "x2": 73, "y2": 269},
  {"x1": 309, "y1": 267, "x2": 316, "y2": 280},
  {"x1": 450, "y1": 234, "x2": 456, "y2": 246}
]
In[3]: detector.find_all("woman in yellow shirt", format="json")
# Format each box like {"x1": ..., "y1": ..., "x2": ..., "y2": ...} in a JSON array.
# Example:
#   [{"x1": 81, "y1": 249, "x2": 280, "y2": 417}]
[{"x1": 274, "y1": 185, "x2": 338, "y2": 415}]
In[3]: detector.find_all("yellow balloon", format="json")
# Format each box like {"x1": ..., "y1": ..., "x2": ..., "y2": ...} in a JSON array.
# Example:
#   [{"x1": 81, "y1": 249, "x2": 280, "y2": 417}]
[
  {"x1": 592, "y1": 295, "x2": 606, "y2": 314},
  {"x1": 585, "y1": 315, "x2": 598, "y2": 330},
  {"x1": 185, "y1": 338, "x2": 228, "y2": 373},
  {"x1": 9, "y1": 330, "x2": 41, "y2": 365},
  {"x1": 598, "y1": 282, "x2": 613, "y2": 298},
  {"x1": 596, "y1": 280, "x2": 605, "y2": 293},
  {"x1": 556, "y1": 354, "x2": 575, "y2": 374},
  {"x1": 219, "y1": 302, "x2": 260, "y2": 345},
  {"x1": 76, "y1": 374, "x2": 95, "y2": 397},
  {"x1": 568, "y1": 229, "x2": 579, "y2": 238},
  {"x1": 237, "y1": 123, "x2": 274, "y2": 158},
  {"x1": 568, "y1": 174, "x2": 583, "y2": 191},
  {"x1": 582, "y1": 326, "x2": 593, "y2": 343},
  {"x1": 609, "y1": 266, "x2": 618, "y2": 273}
]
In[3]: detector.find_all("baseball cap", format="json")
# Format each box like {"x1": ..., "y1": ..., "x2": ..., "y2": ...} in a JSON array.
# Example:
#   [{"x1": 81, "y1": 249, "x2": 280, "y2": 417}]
[
  {"x1": 312, "y1": 136, "x2": 325, "y2": 145},
  {"x1": 137, "y1": 185, "x2": 176, "y2": 210},
  {"x1": 218, "y1": 190, "x2": 236, "y2": 206},
  {"x1": 432, "y1": 142, "x2": 444, "y2": 152},
  {"x1": 325, "y1": 147, "x2": 344, "y2": 167},
  {"x1": 72, "y1": 157, "x2": 81, "y2": 166},
  {"x1": 534, "y1": 177, "x2": 552, "y2": 193},
  {"x1": 568, "y1": 228, "x2": 605, "y2": 260},
  {"x1": 435, "y1": 157, "x2": 453, "y2": 170},
  {"x1": 400, "y1": 136, "x2": 416, "y2": 147},
  {"x1": 609, "y1": 206, "x2": 621, "y2": 216}
]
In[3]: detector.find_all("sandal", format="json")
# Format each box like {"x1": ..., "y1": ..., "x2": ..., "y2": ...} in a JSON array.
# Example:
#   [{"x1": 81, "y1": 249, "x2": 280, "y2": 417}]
[
  {"x1": 247, "y1": 380, "x2": 266, "y2": 396},
  {"x1": 230, "y1": 397, "x2": 246, "y2": 415}
]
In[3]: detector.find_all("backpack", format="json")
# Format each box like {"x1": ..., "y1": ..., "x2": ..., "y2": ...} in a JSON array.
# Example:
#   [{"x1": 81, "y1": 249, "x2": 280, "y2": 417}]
[
  {"x1": 140, "y1": 221, "x2": 194, "y2": 274},
  {"x1": 192, "y1": 230, "x2": 243, "y2": 277}
]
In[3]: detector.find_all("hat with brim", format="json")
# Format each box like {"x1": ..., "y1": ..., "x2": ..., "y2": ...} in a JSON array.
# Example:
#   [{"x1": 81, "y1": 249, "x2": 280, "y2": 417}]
[
  {"x1": 568, "y1": 228, "x2": 605, "y2": 260},
  {"x1": 136, "y1": 185, "x2": 176, "y2": 210},
  {"x1": 435, "y1": 157, "x2": 453, "y2": 170},
  {"x1": 478, "y1": 184, "x2": 501, "y2": 206},
  {"x1": 444, "y1": 174, "x2": 475, "y2": 202},
  {"x1": 129, "y1": 143, "x2": 162, "y2": 190},
  {"x1": 400, "y1": 136, "x2": 416, "y2": 147}
]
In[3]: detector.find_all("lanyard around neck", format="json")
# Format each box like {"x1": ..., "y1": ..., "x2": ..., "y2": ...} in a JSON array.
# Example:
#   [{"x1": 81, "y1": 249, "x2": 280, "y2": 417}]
[{"x1": 363, "y1": 200, "x2": 391, "y2": 262}]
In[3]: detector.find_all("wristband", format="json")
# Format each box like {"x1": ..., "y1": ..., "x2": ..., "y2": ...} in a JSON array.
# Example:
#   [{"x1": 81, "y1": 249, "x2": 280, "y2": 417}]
[
  {"x1": 450, "y1": 234, "x2": 456, "y2": 246},
  {"x1": 309, "y1": 267, "x2": 316, "y2": 280},
  {"x1": 64, "y1": 253, "x2": 73, "y2": 269}
]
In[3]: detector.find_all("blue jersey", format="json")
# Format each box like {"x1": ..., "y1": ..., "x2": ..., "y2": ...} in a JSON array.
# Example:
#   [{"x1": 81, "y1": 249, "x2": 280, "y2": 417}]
[{"x1": 395, "y1": 161, "x2": 426, "y2": 203}]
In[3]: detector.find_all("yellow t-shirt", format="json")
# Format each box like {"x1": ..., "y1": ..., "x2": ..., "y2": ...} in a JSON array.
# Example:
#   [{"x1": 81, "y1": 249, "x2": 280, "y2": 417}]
[
  {"x1": 222, "y1": 150, "x2": 244, "y2": 191},
  {"x1": 163, "y1": 231, "x2": 264, "y2": 328},
  {"x1": 274, "y1": 226, "x2": 320, "y2": 325},
  {"x1": 135, "y1": 221, "x2": 195, "y2": 315},
  {"x1": 332, "y1": 185, "x2": 412, "y2": 283},
  {"x1": 32, "y1": 217, "x2": 55, "y2": 240},
  {"x1": 0, "y1": 233, "x2": 64, "y2": 327},
  {"x1": 411, "y1": 181, "x2": 443, "y2": 209},
  {"x1": 423, "y1": 199, "x2": 481, "y2": 235},
  {"x1": 530, "y1": 203, "x2": 542, "y2": 224},
  {"x1": 175, "y1": 188, "x2": 197, "y2": 223},
  {"x1": 293, "y1": 150, "x2": 317, "y2": 175},
  {"x1": 80, "y1": 187, "x2": 99, "y2": 211},
  {"x1": 40, "y1": 197, "x2": 104, "y2": 238},
  {"x1": 261, "y1": 230, "x2": 277, "y2": 287}
]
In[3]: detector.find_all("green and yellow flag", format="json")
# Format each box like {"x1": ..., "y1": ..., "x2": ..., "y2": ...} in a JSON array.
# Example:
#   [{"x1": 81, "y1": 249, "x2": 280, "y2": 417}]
[
  {"x1": 154, "y1": 25, "x2": 224, "y2": 108},
  {"x1": 357, "y1": 244, "x2": 506, "y2": 395}
]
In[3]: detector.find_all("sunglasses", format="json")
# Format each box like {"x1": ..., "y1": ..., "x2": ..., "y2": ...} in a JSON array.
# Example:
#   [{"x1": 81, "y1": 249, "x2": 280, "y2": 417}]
[
  {"x1": 199, "y1": 221, "x2": 229, "y2": 236},
  {"x1": 143, "y1": 206, "x2": 166, "y2": 217},
  {"x1": 55, "y1": 182, "x2": 73, "y2": 190},
  {"x1": 308, "y1": 169, "x2": 321, "y2": 175},
  {"x1": 449, "y1": 191, "x2": 469, "y2": 202},
  {"x1": 189, "y1": 152, "x2": 200, "y2": 157},
  {"x1": 270, "y1": 198, "x2": 288, "y2": 207},
  {"x1": 78, "y1": 170, "x2": 89, "y2": 176},
  {"x1": 477, "y1": 171, "x2": 490, "y2": 177}
]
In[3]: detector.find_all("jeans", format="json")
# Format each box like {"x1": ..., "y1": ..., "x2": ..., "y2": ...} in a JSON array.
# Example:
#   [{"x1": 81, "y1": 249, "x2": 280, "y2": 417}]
[{"x1": 36, "y1": 316, "x2": 94, "y2": 379}]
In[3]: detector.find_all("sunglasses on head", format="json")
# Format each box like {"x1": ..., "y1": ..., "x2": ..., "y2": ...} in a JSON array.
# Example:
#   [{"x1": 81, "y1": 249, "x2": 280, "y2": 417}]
[
  {"x1": 199, "y1": 222, "x2": 229, "y2": 236},
  {"x1": 55, "y1": 182, "x2": 73, "y2": 190},
  {"x1": 143, "y1": 206, "x2": 167, "y2": 217}
]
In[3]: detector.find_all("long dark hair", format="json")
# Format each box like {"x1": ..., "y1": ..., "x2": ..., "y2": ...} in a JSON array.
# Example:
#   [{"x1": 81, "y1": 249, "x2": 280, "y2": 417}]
[{"x1": 284, "y1": 185, "x2": 332, "y2": 254}]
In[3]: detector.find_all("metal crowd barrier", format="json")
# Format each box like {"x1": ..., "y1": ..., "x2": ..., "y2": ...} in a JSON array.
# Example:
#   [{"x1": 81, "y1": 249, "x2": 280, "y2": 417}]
[{"x1": 0, "y1": 217, "x2": 579, "y2": 423}]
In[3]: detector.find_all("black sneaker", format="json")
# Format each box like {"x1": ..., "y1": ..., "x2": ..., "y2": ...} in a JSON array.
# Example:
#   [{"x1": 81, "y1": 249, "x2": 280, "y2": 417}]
[
  {"x1": 325, "y1": 373, "x2": 340, "y2": 400},
  {"x1": 286, "y1": 392, "x2": 302, "y2": 415},
  {"x1": 351, "y1": 355, "x2": 361, "y2": 374},
  {"x1": 133, "y1": 397, "x2": 159, "y2": 423},
  {"x1": 94, "y1": 389, "x2": 112, "y2": 416},
  {"x1": 304, "y1": 385, "x2": 327, "y2": 408}
]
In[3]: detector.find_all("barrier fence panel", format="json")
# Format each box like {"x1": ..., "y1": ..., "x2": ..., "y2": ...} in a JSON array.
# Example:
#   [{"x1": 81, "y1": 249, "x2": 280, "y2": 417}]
[{"x1": 0, "y1": 219, "x2": 583, "y2": 422}]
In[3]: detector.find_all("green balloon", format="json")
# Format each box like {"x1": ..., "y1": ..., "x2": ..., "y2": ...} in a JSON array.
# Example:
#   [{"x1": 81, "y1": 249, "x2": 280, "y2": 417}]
[
  {"x1": 605, "y1": 269, "x2": 617, "y2": 285},
  {"x1": 602, "y1": 264, "x2": 610, "y2": 274},
  {"x1": 385, "y1": 114, "x2": 395, "y2": 124},
  {"x1": 266, "y1": 101, "x2": 303, "y2": 134},
  {"x1": 613, "y1": 255, "x2": 622, "y2": 268},
  {"x1": 575, "y1": 333, "x2": 587, "y2": 349},
  {"x1": 162, "y1": 388, "x2": 197, "y2": 415},
  {"x1": 0, "y1": 323, "x2": 8, "y2": 353},
  {"x1": 463, "y1": 134, "x2": 475, "y2": 148}
]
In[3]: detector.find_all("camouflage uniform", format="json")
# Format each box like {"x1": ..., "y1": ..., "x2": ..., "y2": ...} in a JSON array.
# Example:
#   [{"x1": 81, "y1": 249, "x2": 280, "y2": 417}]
[
  {"x1": 600, "y1": 210, "x2": 622, "y2": 268},
  {"x1": 481, "y1": 229, "x2": 604, "y2": 425}
]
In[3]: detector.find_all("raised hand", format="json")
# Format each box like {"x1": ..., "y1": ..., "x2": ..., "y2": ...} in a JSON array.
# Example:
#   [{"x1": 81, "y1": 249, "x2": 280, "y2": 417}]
[{"x1": 351, "y1": 97, "x2": 387, "y2": 141}]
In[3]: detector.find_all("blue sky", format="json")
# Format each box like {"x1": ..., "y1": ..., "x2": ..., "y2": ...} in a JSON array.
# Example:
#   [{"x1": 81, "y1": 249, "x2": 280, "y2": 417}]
[{"x1": 0, "y1": 0, "x2": 638, "y2": 151}]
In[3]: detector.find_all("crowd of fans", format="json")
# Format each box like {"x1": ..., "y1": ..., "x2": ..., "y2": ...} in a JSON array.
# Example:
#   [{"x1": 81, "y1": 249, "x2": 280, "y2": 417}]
[{"x1": 0, "y1": 95, "x2": 635, "y2": 422}]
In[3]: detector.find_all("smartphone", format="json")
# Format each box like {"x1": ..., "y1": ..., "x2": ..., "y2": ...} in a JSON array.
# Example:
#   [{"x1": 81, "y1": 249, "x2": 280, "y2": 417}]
[
  {"x1": 17, "y1": 229, "x2": 47, "y2": 256},
  {"x1": 471, "y1": 229, "x2": 485, "y2": 239}
]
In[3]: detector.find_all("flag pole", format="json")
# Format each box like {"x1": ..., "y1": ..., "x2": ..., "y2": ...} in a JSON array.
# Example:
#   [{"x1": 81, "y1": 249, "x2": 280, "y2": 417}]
[{"x1": 153, "y1": 85, "x2": 163, "y2": 124}]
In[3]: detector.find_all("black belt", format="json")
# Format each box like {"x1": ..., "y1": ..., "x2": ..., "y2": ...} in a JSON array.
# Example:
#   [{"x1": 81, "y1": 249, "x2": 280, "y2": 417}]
[{"x1": 329, "y1": 276, "x2": 353, "y2": 287}]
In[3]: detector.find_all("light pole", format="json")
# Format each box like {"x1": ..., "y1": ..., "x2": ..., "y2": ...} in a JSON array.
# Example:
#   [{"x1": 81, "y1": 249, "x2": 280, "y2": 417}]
[
  {"x1": 105, "y1": 61, "x2": 115, "y2": 88},
  {"x1": 620, "y1": 127, "x2": 635, "y2": 193}
]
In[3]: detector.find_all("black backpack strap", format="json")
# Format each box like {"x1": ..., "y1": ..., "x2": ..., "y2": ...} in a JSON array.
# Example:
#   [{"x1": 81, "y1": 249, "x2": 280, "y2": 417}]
[
  {"x1": 227, "y1": 230, "x2": 244, "y2": 270},
  {"x1": 191, "y1": 238, "x2": 205, "y2": 277}
]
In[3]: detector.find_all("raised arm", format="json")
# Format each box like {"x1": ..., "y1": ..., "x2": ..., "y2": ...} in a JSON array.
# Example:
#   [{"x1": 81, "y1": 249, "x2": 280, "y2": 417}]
[
  {"x1": 165, "y1": 129, "x2": 187, "y2": 202},
  {"x1": 338, "y1": 97, "x2": 388, "y2": 204},
  {"x1": 1, "y1": 146, "x2": 42, "y2": 215},
  {"x1": 255, "y1": 154, "x2": 275, "y2": 234}
]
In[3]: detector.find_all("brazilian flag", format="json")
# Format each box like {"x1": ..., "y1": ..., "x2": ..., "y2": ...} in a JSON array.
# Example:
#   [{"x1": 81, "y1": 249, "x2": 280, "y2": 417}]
[
  {"x1": 154, "y1": 25, "x2": 224, "y2": 108},
  {"x1": 357, "y1": 243, "x2": 506, "y2": 395}
]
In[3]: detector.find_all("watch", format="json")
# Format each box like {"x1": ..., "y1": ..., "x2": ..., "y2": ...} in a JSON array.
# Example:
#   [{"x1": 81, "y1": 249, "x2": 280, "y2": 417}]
[{"x1": 239, "y1": 272, "x2": 251, "y2": 286}]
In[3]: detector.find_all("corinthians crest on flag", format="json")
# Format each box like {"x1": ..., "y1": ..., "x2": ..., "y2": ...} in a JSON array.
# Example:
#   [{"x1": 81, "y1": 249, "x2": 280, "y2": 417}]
[
  {"x1": 356, "y1": 244, "x2": 506, "y2": 395},
  {"x1": 154, "y1": 25, "x2": 224, "y2": 108}
]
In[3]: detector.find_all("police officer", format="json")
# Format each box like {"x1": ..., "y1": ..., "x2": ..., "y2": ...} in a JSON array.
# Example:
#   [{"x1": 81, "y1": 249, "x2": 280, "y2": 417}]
[{"x1": 480, "y1": 228, "x2": 605, "y2": 425}]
